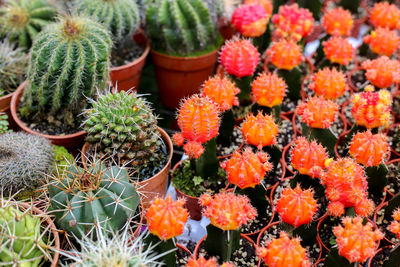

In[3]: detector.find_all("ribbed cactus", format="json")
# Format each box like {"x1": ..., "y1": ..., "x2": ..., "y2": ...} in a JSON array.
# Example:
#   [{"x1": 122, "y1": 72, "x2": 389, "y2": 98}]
[
  {"x1": 364, "y1": 27, "x2": 400, "y2": 57},
  {"x1": 145, "y1": 0, "x2": 219, "y2": 56},
  {"x1": 370, "y1": 2, "x2": 400, "y2": 30},
  {"x1": 297, "y1": 96, "x2": 339, "y2": 129},
  {"x1": 201, "y1": 75, "x2": 240, "y2": 112},
  {"x1": 0, "y1": 0, "x2": 57, "y2": 50},
  {"x1": 251, "y1": 72, "x2": 286, "y2": 108},
  {"x1": 309, "y1": 67, "x2": 348, "y2": 100},
  {"x1": 48, "y1": 161, "x2": 140, "y2": 239},
  {"x1": 349, "y1": 131, "x2": 389, "y2": 167},
  {"x1": 75, "y1": 0, "x2": 140, "y2": 42},
  {"x1": 20, "y1": 15, "x2": 112, "y2": 127},
  {"x1": 361, "y1": 56, "x2": 400, "y2": 89},
  {"x1": 241, "y1": 112, "x2": 278, "y2": 149}
]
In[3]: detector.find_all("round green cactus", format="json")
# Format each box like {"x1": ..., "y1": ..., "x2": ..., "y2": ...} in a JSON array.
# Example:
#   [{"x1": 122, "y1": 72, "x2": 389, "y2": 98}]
[
  {"x1": 19, "y1": 15, "x2": 112, "y2": 127},
  {"x1": 75, "y1": 0, "x2": 140, "y2": 43},
  {"x1": 48, "y1": 161, "x2": 140, "y2": 239},
  {"x1": 0, "y1": 0, "x2": 57, "y2": 50}
]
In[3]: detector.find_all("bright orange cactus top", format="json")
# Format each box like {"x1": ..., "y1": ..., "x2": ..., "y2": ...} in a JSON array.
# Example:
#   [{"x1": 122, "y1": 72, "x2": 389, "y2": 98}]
[
  {"x1": 146, "y1": 196, "x2": 188, "y2": 241},
  {"x1": 323, "y1": 36, "x2": 354, "y2": 65},
  {"x1": 351, "y1": 85, "x2": 392, "y2": 129},
  {"x1": 370, "y1": 2, "x2": 400, "y2": 30},
  {"x1": 290, "y1": 137, "x2": 328, "y2": 177},
  {"x1": 221, "y1": 147, "x2": 273, "y2": 189},
  {"x1": 241, "y1": 112, "x2": 278, "y2": 149},
  {"x1": 232, "y1": 4, "x2": 269, "y2": 37},
  {"x1": 251, "y1": 72, "x2": 287, "y2": 107},
  {"x1": 361, "y1": 56, "x2": 400, "y2": 88},
  {"x1": 322, "y1": 7, "x2": 353, "y2": 36},
  {"x1": 364, "y1": 27, "x2": 400, "y2": 56},
  {"x1": 272, "y1": 3, "x2": 314, "y2": 42},
  {"x1": 309, "y1": 67, "x2": 348, "y2": 100},
  {"x1": 186, "y1": 256, "x2": 234, "y2": 267},
  {"x1": 349, "y1": 130, "x2": 389, "y2": 167},
  {"x1": 296, "y1": 96, "x2": 339, "y2": 128},
  {"x1": 244, "y1": 0, "x2": 273, "y2": 16},
  {"x1": 202, "y1": 76, "x2": 240, "y2": 112},
  {"x1": 200, "y1": 192, "x2": 257, "y2": 231},
  {"x1": 257, "y1": 232, "x2": 311, "y2": 267},
  {"x1": 389, "y1": 209, "x2": 400, "y2": 239},
  {"x1": 266, "y1": 39, "x2": 303, "y2": 70},
  {"x1": 334, "y1": 217, "x2": 384, "y2": 263},
  {"x1": 276, "y1": 185, "x2": 318, "y2": 227}
]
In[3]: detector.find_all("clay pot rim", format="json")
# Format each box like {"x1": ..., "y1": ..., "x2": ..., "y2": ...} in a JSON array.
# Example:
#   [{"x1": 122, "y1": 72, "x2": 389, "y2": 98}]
[
  {"x1": 151, "y1": 47, "x2": 219, "y2": 61},
  {"x1": 10, "y1": 81, "x2": 86, "y2": 140}
]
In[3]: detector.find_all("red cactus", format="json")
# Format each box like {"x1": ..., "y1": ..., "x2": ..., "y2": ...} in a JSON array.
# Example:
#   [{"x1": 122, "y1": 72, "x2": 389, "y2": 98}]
[
  {"x1": 370, "y1": 2, "x2": 400, "y2": 30},
  {"x1": 361, "y1": 56, "x2": 400, "y2": 88},
  {"x1": 241, "y1": 112, "x2": 279, "y2": 149},
  {"x1": 296, "y1": 96, "x2": 339, "y2": 128},
  {"x1": 232, "y1": 4, "x2": 269, "y2": 37},
  {"x1": 276, "y1": 185, "x2": 318, "y2": 227},
  {"x1": 363, "y1": 27, "x2": 400, "y2": 56},
  {"x1": 349, "y1": 131, "x2": 389, "y2": 167},
  {"x1": 257, "y1": 232, "x2": 311, "y2": 267},
  {"x1": 266, "y1": 40, "x2": 303, "y2": 70},
  {"x1": 290, "y1": 137, "x2": 328, "y2": 177},
  {"x1": 221, "y1": 147, "x2": 273, "y2": 189},
  {"x1": 322, "y1": 7, "x2": 353, "y2": 36},
  {"x1": 202, "y1": 76, "x2": 240, "y2": 112},
  {"x1": 389, "y1": 209, "x2": 400, "y2": 239},
  {"x1": 146, "y1": 196, "x2": 188, "y2": 240},
  {"x1": 309, "y1": 67, "x2": 348, "y2": 100},
  {"x1": 323, "y1": 36, "x2": 354, "y2": 65},
  {"x1": 219, "y1": 39, "x2": 260, "y2": 78},
  {"x1": 200, "y1": 191, "x2": 257, "y2": 231},
  {"x1": 333, "y1": 217, "x2": 384, "y2": 263},
  {"x1": 251, "y1": 72, "x2": 286, "y2": 107},
  {"x1": 244, "y1": 0, "x2": 273, "y2": 16}
]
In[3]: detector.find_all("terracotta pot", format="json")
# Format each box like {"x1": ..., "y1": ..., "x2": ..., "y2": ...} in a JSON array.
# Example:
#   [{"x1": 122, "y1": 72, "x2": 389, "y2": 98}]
[
  {"x1": 10, "y1": 81, "x2": 86, "y2": 150},
  {"x1": 110, "y1": 31, "x2": 150, "y2": 92},
  {"x1": 151, "y1": 48, "x2": 219, "y2": 110},
  {"x1": 81, "y1": 127, "x2": 173, "y2": 210}
]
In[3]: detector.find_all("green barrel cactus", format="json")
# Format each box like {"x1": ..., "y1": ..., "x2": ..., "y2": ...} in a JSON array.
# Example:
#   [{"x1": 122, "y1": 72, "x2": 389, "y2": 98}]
[
  {"x1": 19, "y1": 15, "x2": 112, "y2": 127},
  {"x1": 145, "y1": 0, "x2": 220, "y2": 56},
  {"x1": 48, "y1": 161, "x2": 140, "y2": 239},
  {"x1": 74, "y1": 0, "x2": 140, "y2": 43},
  {"x1": 0, "y1": 0, "x2": 57, "y2": 50}
]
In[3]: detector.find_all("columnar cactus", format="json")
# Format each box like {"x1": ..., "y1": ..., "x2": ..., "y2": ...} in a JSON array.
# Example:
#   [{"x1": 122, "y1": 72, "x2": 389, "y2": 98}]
[
  {"x1": 309, "y1": 67, "x2": 348, "y2": 100},
  {"x1": 389, "y1": 209, "x2": 400, "y2": 239},
  {"x1": 48, "y1": 162, "x2": 140, "y2": 239},
  {"x1": 363, "y1": 27, "x2": 400, "y2": 56},
  {"x1": 322, "y1": 7, "x2": 353, "y2": 36},
  {"x1": 349, "y1": 131, "x2": 389, "y2": 167},
  {"x1": 219, "y1": 38, "x2": 260, "y2": 78},
  {"x1": 251, "y1": 72, "x2": 287, "y2": 107},
  {"x1": 266, "y1": 40, "x2": 303, "y2": 70},
  {"x1": 361, "y1": 56, "x2": 400, "y2": 89},
  {"x1": 296, "y1": 96, "x2": 339, "y2": 129},
  {"x1": 333, "y1": 217, "x2": 384, "y2": 263},
  {"x1": 257, "y1": 232, "x2": 311, "y2": 267},
  {"x1": 20, "y1": 16, "x2": 112, "y2": 127},
  {"x1": 220, "y1": 147, "x2": 273, "y2": 189},
  {"x1": 231, "y1": 4, "x2": 269, "y2": 37},
  {"x1": 145, "y1": 0, "x2": 219, "y2": 56},
  {"x1": 201, "y1": 76, "x2": 240, "y2": 112},
  {"x1": 322, "y1": 36, "x2": 354, "y2": 65},
  {"x1": 75, "y1": 0, "x2": 140, "y2": 42},
  {"x1": 276, "y1": 185, "x2": 318, "y2": 228},
  {"x1": 241, "y1": 112, "x2": 278, "y2": 149},
  {"x1": 370, "y1": 2, "x2": 400, "y2": 30},
  {"x1": 0, "y1": 0, "x2": 57, "y2": 49}
]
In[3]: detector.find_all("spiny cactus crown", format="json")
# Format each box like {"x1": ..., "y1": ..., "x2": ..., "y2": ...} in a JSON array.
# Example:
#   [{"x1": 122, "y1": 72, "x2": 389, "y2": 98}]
[
  {"x1": 296, "y1": 96, "x2": 339, "y2": 129},
  {"x1": 241, "y1": 112, "x2": 278, "y2": 149},
  {"x1": 201, "y1": 75, "x2": 240, "y2": 112},
  {"x1": 251, "y1": 72, "x2": 287, "y2": 107},
  {"x1": 389, "y1": 209, "x2": 400, "y2": 239},
  {"x1": 363, "y1": 27, "x2": 400, "y2": 57},
  {"x1": 186, "y1": 256, "x2": 234, "y2": 267},
  {"x1": 322, "y1": 7, "x2": 353, "y2": 36},
  {"x1": 370, "y1": 2, "x2": 400, "y2": 30},
  {"x1": 349, "y1": 131, "x2": 389, "y2": 167},
  {"x1": 231, "y1": 4, "x2": 269, "y2": 38},
  {"x1": 322, "y1": 36, "x2": 354, "y2": 65},
  {"x1": 361, "y1": 56, "x2": 400, "y2": 89},
  {"x1": 266, "y1": 39, "x2": 303, "y2": 70},
  {"x1": 309, "y1": 67, "x2": 348, "y2": 100},
  {"x1": 145, "y1": 0, "x2": 219, "y2": 56}
]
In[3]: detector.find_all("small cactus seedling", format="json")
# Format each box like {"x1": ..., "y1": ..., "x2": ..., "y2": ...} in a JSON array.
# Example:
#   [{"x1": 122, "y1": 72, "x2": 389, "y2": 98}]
[
  {"x1": 241, "y1": 112, "x2": 278, "y2": 149},
  {"x1": 333, "y1": 217, "x2": 384, "y2": 263},
  {"x1": 351, "y1": 85, "x2": 392, "y2": 129},
  {"x1": 361, "y1": 56, "x2": 400, "y2": 89},
  {"x1": 220, "y1": 147, "x2": 272, "y2": 189},
  {"x1": 349, "y1": 131, "x2": 389, "y2": 167},
  {"x1": 201, "y1": 75, "x2": 240, "y2": 112},
  {"x1": 322, "y1": 36, "x2": 354, "y2": 65},
  {"x1": 322, "y1": 7, "x2": 353, "y2": 36},
  {"x1": 297, "y1": 96, "x2": 339, "y2": 129},
  {"x1": 389, "y1": 209, "x2": 400, "y2": 239},
  {"x1": 370, "y1": 2, "x2": 400, "y2": 30},
  {"x1": 251, "y1": 72, "x2": 286, "y2": 108},
  {"x1": 257, "y1": 232, "x2": 311, "y2": 267},
  {"x1": 231, "y1": 4, "x2": 269, "y2": 37},
  {"x1": 266, "y1": 40, "x2": 303, "y2": 71},
  {"x1": 309, "y1": 67, "x2": 348, "y2": 100},
  {"x1": 0, "y1": 113, "x2": 10, "y2": 134},
  {"x1": 363, "y1": 27, "x2": 400, "y2": 56}
]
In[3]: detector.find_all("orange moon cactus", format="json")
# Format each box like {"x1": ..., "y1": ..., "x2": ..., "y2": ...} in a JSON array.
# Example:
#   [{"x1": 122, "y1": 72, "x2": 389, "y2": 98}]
[
  {"x1": 201, "y1": 76, "x2": 240, "y2": 112},
  {"x1": 296, "y1": 96, "x2": 339, "y2": 128},
  {"x1": 309, "y1": 67, "x2": 348, "y2": 100},
  {"x1": 322, "y1": 7, "x2": 353, "y2": 36},
  {"x1": 232, "y1": 4, "x2": 269, "y2": 37},
  {"x1": 370, "y1": 2, "x2": 400, "y2": 30},
  {"x1": 361, "y1": 56, "x2": 400, "y2": 89},
  {"x1": 323, "y1": 36, "x2": 354, "y2": 65},
  {"x1": 389, "y1": 209, "x2": 400, "y2": 239},
  {"x1": 241, "y1": 112, "x2": 279, "y2": 149},
  {"x1": 251, "y1": 72, "x2": 287, "y2": 107},
  {"x1": 266, "y1": 39, "x2": 303, "y2": 70},
  {"x1": 363, "y1": 27, "x2": 400, "y2": 56}
]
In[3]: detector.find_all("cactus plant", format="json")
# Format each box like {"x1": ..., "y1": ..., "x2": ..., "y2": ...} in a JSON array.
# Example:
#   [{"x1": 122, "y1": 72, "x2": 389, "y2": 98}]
[
  {"x1": 19, "y1": 15, "x2": 112, "y2": 128},
  {"x1": 361, "y1": 56, "x2": 400, "y2": 89},
  {"x1": 74, "y1": 0, "x2": 140, "y2": 43},
  {"x1": 266, "y1": 40, "x2": 303, "y2": 71},
  {"x1": 145, "y1": 0, "x2": 220, "y2": 56},
  {"x1": 231, "y1": 4, "x2": 269, "y2": 38},
  {"x1": 0, "y1": 113, "x2": 10, "y2": 134},
  {"x1": 201, "y1": 75, "x2": 240, "y2": 112},
  {"x1": 52, "y1": 145, "x2": 74, "y2": 175},
  {"x1": 389, "y1": 209, "x2": 400, "y2": 239},
  {"x1": 0, "y1": 0, "x2": 57, "y2": 50},
  {"x1": 297, "y1": 96, "x2": 339, "y2": 129},
  {"x1": 322, "y1": 36, "x2": 354, "y2": 65},
  {"x1": 322, "y1": 7, "x2": 353, "y2": 36},
  {"x1": 370, "y1": 2, "x2": 400, "y2": 30},
  {"x1": 251, "y1": 72, "x2": 286, "y2": 108},
  {"x1": 363, "y1": 27, "x2": 400, "y2": 57},
  {"x1": 309, "y1": 67, "x2": 348, "y2": 100},
  {"x1": 0, "y1": 132, "x2": 53, "y2": 196},
  {"x1": 349, "y1": 131, "x2": 389, "y2": 167},
  {"x1": 48, "y1": 159, "x2": 140, "y2": 239},
  {"x1": 241, "y1": 112, "x2": 278, "y2": 149}
]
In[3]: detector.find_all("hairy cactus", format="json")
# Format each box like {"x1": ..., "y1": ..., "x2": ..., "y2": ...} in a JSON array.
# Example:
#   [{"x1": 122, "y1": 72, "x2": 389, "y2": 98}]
[
  {"x1": 20, "y1": 15, "x2": 112, "y2": 127},
  {"x1": 75, "y1": 0, "x2": 140, "y2": 43},
  {"x1": 48, "y1": 160, "x2": 140, "y2": 239},
  {"x1": 322, "y1": 36, "x2": 354, "y2": 65},
  {"x1": 84, "y1": 90, "x2": 163, "y2": 174},
  {"x1": 0, "y1": 113, "x2": 10, "y2": 134},
  {"x1": 241, "y1": 112, "x2": 278, "y2": 149},
  {"x1": 0, "y1": 0, "x2": 57, "y2": 50},
  {"x1": 389, "y1": 209, "x2": 400, "y2": 239},
  {"x1": 201, "y1": 75, "x2": 240, "y2": 112},
  {"x1": 266, "y1": 39, "x2": 303, "y2": 70},
  {"x1": 333, "y1": 217, "x2": 384, "y2": 263},
  {"x1": 0, "y1": 132, "x2": 53, "y2": 196},
  {"x1": 349, "y1": 131, "x2": 389, "y2": 167},
  {"x1": 145, "y1": 0, "x2": 219, "y2": 56},
  {"x1": 322, "y1": 7, "x2": 353, "y2": 36},
  {"x1": 370, "y1": 2, "x2": 400, "y2": 30},
  {"x1": 361, "y1": 56, "x2": 400, "y2": 89},
  {"x1": 296, "y1": 96, "x2": 339, "y2": 129},
  {"x1": 257, "y1": 232, "x2": 311, "y2": 267},
  {"x1": 251, "y1": 72, "x2": 286, "y2": 107},
  {"x1": 231, "y1": 4, "x2": 269, "y2": 37},
  {"x1": 363, "y1": 27, "x2": 400, "y2": 56},
  {"x1": 220, "y1": 147, "x2": 273, "y2": 189},
  {"x1": 309, "y1": 67, "x2": 348, "y2": 100},
  {"x1": 0, "y1": 39, "x2": 28, "y2": 97}
]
